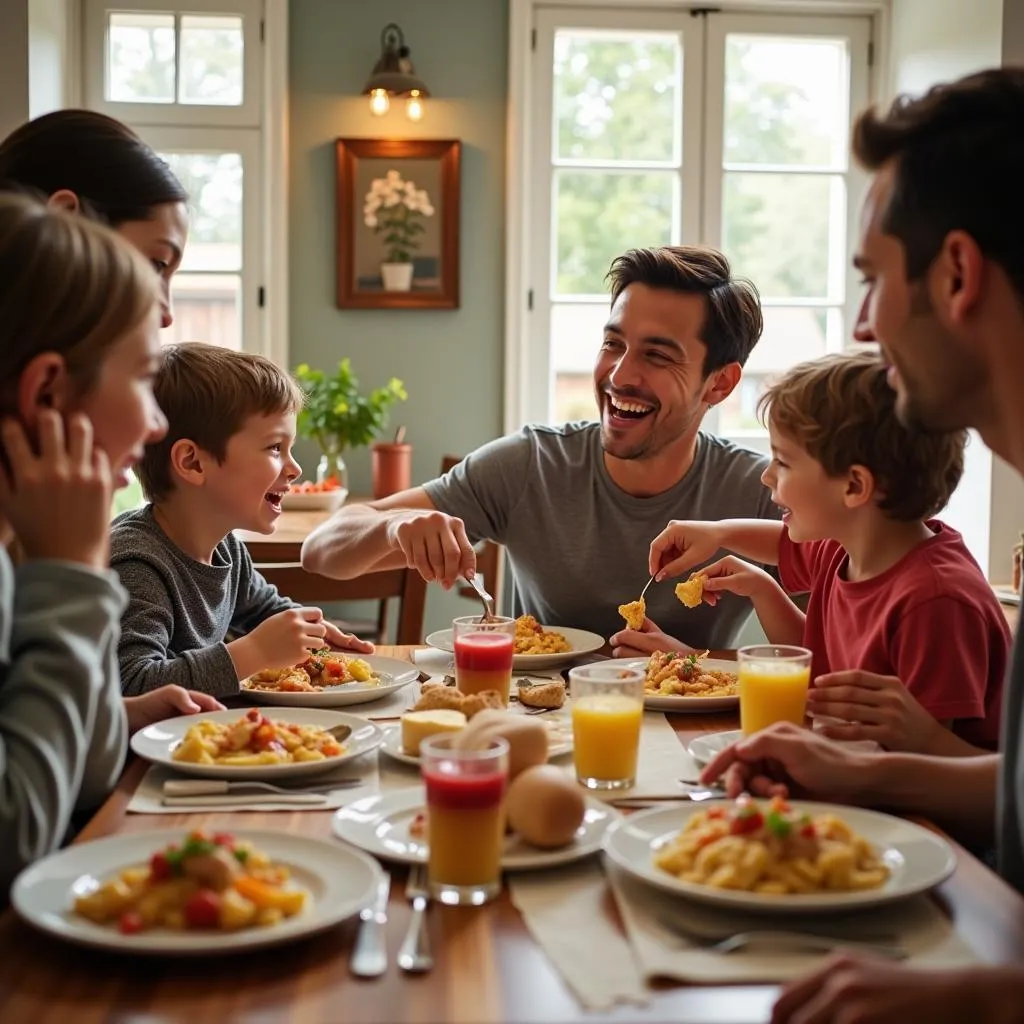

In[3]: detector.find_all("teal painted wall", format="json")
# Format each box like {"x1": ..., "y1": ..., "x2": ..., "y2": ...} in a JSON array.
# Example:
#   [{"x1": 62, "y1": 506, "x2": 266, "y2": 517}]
[{"x1": 288, "y1": 0, "x2": 509, "y2": 634}]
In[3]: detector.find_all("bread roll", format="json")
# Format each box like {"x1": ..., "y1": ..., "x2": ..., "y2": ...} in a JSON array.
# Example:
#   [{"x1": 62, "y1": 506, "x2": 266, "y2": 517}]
[
  {"x1": 505, "y1": 765, "x2": 586, "y2": 848},
  {"x1": 452, "y1": 709, "x2": 548, "y2": 779}
]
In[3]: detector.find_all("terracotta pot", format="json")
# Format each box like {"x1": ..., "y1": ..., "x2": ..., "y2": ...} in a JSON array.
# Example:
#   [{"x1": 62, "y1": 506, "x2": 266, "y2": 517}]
[{"x1": 372, "y1": 442, "x2": 412, "y2": 498}]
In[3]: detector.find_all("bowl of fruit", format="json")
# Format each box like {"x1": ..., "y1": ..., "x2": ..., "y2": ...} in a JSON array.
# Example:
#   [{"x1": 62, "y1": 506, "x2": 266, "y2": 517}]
[{"x1": 281, "y1": 479, "x2": 349, "y2": 511}]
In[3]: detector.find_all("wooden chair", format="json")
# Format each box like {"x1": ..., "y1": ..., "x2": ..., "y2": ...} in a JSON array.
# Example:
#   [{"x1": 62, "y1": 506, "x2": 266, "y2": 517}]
[
  {"x1": 440, "y1": 454, "x2": 505, "y2": 613},
  {"x1": 253, "y1": 563, "x2": 428, "y2": 645}
]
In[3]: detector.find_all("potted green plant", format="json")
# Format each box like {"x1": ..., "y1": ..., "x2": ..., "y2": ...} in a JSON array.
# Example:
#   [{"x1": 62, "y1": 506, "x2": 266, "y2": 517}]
[{"x1": 293, "y1": 359, "x2": 407, "y2": 494}]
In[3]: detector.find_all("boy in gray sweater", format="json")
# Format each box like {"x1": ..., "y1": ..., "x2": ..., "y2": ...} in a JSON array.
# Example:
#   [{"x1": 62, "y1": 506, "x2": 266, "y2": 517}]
[{"x1": 110, "y1": 343, "x2": 373, "y2": 698}]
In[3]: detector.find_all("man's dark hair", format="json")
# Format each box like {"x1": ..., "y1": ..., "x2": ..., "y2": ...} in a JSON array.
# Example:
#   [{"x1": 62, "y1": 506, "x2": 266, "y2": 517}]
[
  {"x1": 853, "y1": 67, "x2": 1024, "y2": 300},
  {"x1": 606, "y1": 246, "x2": 763, "y2": 373}
]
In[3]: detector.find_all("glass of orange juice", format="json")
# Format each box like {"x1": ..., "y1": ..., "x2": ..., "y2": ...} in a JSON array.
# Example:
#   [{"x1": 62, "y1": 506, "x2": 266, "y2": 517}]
[
  {"x1": 420, "y1": 734, "x2": 509, "y2": 905},
  {"x1": 452, "y1": 615, "x2": 516, "y2": 706},
  {"x1": 737, "y1": 644, "x2": 813, "y2": 736},
  {"x1": 569, "y1": 664, "x2": 645, "y2": 790}
]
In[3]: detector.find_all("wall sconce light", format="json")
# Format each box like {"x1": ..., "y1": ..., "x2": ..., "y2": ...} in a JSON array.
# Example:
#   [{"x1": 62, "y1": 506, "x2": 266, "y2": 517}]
[{"x1": 362, "y1": 23, "x2": 430, "y2": 121}]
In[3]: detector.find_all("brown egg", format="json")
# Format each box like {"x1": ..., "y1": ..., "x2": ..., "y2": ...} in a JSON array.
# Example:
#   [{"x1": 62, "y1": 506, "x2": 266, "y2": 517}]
[{"x1": 505, "y1": 765, "x2": 586, "y2": 849}]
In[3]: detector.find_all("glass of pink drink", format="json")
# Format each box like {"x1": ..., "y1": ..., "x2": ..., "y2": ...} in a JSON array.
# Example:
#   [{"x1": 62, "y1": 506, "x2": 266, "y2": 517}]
[
  {"x1": 420, "y1": 734, "x2": 510, "y2": 905},
  {"x1": 452, "y1": 614, "x2": 516, "y2": 706}
]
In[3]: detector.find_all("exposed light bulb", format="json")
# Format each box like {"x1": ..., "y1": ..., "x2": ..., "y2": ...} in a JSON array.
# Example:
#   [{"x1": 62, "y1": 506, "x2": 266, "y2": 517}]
[
  {"x1": 405, "y1": 90, "x2": 424, "y2": 121},
  {"x1": 369, "y1": 88, "x2": 390, "y2": 116}
]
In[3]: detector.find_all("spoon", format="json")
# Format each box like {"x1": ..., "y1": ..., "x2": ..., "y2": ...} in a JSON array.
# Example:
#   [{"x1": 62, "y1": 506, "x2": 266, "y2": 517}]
[
  {"x1": 462, "y1": 574, "x2": 497, "y2": 623},
  {"x1": 328, "y1": 724, "x2": 352, "y2": 742}
]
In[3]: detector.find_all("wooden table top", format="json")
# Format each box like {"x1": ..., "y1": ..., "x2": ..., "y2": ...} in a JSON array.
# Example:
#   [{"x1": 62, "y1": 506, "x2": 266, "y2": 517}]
[{"x1": 7, "y1": 648, "x2": 1021, "y2": 1023}]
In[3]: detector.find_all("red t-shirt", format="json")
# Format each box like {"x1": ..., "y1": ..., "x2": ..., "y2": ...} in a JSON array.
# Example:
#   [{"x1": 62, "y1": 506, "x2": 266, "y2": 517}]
[{"x1": 779, "y1": 521, "x2": 1009, "y2": 750}]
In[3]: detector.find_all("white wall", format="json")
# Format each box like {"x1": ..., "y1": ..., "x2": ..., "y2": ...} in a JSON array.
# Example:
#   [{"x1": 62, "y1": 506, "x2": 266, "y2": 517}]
[{"x1": 885, "y1": 0, "x2": 1007, "y2": 578}]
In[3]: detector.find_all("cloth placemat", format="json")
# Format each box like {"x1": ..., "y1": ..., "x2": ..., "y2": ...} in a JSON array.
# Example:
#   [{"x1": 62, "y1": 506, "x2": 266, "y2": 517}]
[
  {"x1": 508, "y1": 861, "x2": 648, "y2": 1011},
  {"x1": 607, "y1": 864, "x2": 980, "y2": 983},
  {"x1": 128, "y1": 742, "x2": 425, "y2": 814}
]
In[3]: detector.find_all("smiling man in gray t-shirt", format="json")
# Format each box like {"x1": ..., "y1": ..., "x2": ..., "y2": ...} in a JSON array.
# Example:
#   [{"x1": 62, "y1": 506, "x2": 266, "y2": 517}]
[
  {"x1": 422, "y1": 423, "x2": 775, "y2": 648},
  {"x1": 302, "y1": 245, "x2": 778, "y2": 651}
]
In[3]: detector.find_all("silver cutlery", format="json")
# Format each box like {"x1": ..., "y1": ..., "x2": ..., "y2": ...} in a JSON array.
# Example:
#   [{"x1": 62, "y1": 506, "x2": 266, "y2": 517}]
[
  {"x1": 350, "y1": 874, "x2": 391, "y2": 978},
  {"x1": 610, "y1": 786, "x2": 726, "y2": 808},
  {"x1": 162, "y1": 792, "x2": 327, "y2": 807},
  {"x1": 657, "y1": 915, "x2": 908, "y2": 960},
  {"x1": 462, "y1": 574, "x2": 497, "y2": 622},
  {"x1": 162, "y1": 778, "x2": 363, "y2": 797},
  {"x1": 639, "y1": 574, "x2": 657, "y2": 601},
  {"x1": 396, "y1": 863, "x2": 433, "y2": 973}
]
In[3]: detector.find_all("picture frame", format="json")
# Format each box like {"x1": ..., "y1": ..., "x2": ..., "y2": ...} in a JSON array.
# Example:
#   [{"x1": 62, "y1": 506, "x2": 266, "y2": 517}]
[{"x1": 335, "y1": 138, "x2": 461, "y2": 309}]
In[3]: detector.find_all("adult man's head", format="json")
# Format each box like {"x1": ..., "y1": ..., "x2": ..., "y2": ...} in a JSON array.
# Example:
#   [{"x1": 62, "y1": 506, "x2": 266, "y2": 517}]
[
  {"x1": 596, "y1": 246, "x2": 762, "y2": 462},
  {"x1": 851, "y1": 68, "x2": 1024, "y2": 451}
]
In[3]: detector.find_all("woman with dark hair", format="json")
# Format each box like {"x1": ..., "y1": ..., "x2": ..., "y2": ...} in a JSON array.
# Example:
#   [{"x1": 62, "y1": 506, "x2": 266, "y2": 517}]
[{"x1": 0, "y1": 109, "x2": 188, "y2": 327}]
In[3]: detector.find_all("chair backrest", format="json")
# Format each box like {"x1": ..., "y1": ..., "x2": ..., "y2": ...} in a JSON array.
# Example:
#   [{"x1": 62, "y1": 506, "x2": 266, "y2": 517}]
[
  {"x1": 253, "y1": 563, "x2": 428, "y2": 645},
  {"x1": 440, "y1": 454, "x2": 504, "y2": 611}
]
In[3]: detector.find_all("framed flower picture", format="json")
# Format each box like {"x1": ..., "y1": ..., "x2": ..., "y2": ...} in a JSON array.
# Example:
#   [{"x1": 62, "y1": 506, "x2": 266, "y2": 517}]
[{"x1": 335, "y1": 138, "x2": 461, "y2": 309}]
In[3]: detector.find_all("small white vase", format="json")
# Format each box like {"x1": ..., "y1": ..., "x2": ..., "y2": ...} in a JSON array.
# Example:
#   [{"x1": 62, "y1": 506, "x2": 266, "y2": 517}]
[{"x1": 381, "y1": 262, "x2": 414, "y2": 291}]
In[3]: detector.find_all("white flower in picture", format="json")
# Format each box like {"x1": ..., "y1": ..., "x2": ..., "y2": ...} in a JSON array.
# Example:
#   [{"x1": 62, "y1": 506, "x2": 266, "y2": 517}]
[{"x1": 362, "y1": 170, "x2": 435, "y2": 265}]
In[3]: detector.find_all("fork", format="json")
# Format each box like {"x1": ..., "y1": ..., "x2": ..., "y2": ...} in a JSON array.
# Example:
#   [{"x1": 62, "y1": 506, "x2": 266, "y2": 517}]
[
  {"x1": 657, "y1": 914, "x2": 908, "y2": 960},
  {"x1": 396, "y1": 863, "x2": 433, "y2": 973},
  {"x1": 462, "y1": 574, "x2": 497, "y2": 623}
]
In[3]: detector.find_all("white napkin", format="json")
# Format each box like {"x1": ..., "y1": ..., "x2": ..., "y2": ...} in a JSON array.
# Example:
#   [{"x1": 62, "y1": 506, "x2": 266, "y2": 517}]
[
  {"x1": 411, "y1": 647, "x2": 452, "y2": 675},
  {"x1": 128, "y1": 741, "x2": 428, "y2": 814},
  {"x1": 345, "y1": 683, "x2": 421, "y2": 720},
  {"x1": 607, "y1": 864, "x2": 980, "y2": 983},
  {"x1": 508, "y1": 861, "x2": 648, "y2": 1011}
]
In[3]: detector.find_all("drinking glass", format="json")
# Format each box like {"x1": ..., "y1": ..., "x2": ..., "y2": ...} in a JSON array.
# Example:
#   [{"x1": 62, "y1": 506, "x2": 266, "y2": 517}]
[
  {"x1": 737, "y1": 644, "x2": 813, "y2": 736},
  {"x1": 452, "y1": 614, "x2": 516, "y2": 705},
  {"x1": 569, "y1": 663, "x2": 645, "y2": 790},
  {"x1": 420, "y1": 734, "x2": 510, "y2": 905}
]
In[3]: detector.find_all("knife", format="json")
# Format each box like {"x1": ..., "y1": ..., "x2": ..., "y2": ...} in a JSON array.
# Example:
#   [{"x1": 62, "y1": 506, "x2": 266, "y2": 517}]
[
  {"x1": 161, "y1": 792, "x2": 328, "y2": 808},
  {"x1": 350, "y1": 874, "x2": 390, "y2": 978}
]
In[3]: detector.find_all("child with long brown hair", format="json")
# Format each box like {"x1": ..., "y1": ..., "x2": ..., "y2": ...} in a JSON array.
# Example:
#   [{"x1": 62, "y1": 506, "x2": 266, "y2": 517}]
[{"x1": 0, "y1": 193, "x2": 218, "y2": 889}]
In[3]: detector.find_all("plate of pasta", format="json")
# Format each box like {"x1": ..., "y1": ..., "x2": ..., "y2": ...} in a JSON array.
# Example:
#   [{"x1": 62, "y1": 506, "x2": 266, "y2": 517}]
[
  {"x1": 620, "y1": 652, "x2": 739, "y2": 712},
  {"x1": 130, "y1": 708, "x2": 384, "y2": 780},
  {"x1": 602, "y1": 797, "x2": 956, "y2": 914},
  {"x1": 240, "y1": 652, "x2": 418, "y2": 707},
  {"x1": 11, "y1": 829, "x2": 384, "y2": 955},
  {"x1": 425, "y1": 615, "x2": 604, "y2": 670}
]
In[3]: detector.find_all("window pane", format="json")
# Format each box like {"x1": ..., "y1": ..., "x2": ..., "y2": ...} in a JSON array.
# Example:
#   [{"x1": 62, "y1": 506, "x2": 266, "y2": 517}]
[
  {"x1": 718, "y1": 306, "x2": 842, "y2": 433},
  {"x1": 555, "y1": 171, "x2": 675, "y2": 296},
  {"x1": 554, "y1": 30, "x2": 682, "y2": 163},
  {"x1": 158, "y1": 153, "x2": 243, "y2": 272},
  {"x1": 724, "y1": 35, "x2": 850, "y2": 167},
  {"x1": 722, "y1": 172, "x2": 844, "y2": 299},
  {"x1": 549, "y1": 303, "x2": 606, "y2": 422},
  {"x1": 165, "y1": 274, "x2": 242, "y2": 350},
  {"x1": 179, "y1": 15, "x2": 244, "y2": 105},
  {"x1": 107, "y1": 12, "x2": 175, "y2": 103}
]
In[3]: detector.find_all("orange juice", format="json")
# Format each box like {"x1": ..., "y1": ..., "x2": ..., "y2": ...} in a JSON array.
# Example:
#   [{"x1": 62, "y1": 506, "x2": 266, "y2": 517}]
[
  {"x1": 739, "y1": 663, "x2": 812, "y2": 735},
  {"x1": 423, "y1": 767, "x2": 506, "y2": 888},
  {"x1": 571, "y1": 694, "x2": 643, "y2": 787}
]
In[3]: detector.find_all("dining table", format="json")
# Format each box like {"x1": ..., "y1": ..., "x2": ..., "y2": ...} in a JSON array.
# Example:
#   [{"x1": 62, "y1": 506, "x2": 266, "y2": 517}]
[{"x1": 1, "y1": 646, "x2": 1023, "y2": 1024}]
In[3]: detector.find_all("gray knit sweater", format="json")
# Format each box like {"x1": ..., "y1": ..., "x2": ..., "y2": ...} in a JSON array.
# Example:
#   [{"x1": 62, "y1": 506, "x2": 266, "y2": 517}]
[{"x1": 110, "y1": 505, "x2": 295, "y2": 698}]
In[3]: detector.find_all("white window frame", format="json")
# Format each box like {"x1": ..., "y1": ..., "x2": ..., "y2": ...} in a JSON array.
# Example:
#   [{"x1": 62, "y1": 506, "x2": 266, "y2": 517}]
[
  {"x1": 83, "y1": 0, "x2": 263, "y2": 127},
  {"x1": 78, "y1": 0, "x2": 288, "y2": 366},
  {"x1": 700, "y1": 11, "x2": 872, "y2": 445},
  {"x1": 505, "y1": 0, "x2": 886, "y2": 437}
]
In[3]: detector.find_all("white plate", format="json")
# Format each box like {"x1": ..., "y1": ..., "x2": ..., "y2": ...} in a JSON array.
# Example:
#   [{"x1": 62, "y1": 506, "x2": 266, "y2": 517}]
[
  {"x1": 333, "y1": 786, "x2": 618, "y2": 870},
  {"x1": 425, "y1": 625, "x2": 605, "y2": 671},
  {"x1": 280, "y1": 489, "x2": 347, "y2": 511},
  {"x1": 241, "y1": 654, "x2": 419, "y2": 708},
  {"x1": 687, "y1": 729, "x2": 743, "y2": 767},
  {"x1": 11, "y1": 829, "x2": 383, "y2": 955},
  {"x1": 130, "y1": 707, "x2": 383, "y2": 781},
  {"x1": 616, "y1": 657, "x2": 740, "y2": 713},
  {"x1": 378, "y1": 718, "x2": 575, "y2": 767},
  {"x1": 602, "y1": 801, "x2": 956, "y2": 915}
]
